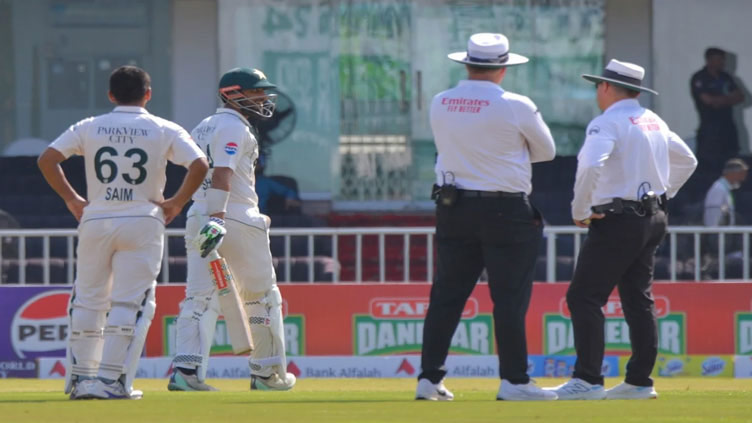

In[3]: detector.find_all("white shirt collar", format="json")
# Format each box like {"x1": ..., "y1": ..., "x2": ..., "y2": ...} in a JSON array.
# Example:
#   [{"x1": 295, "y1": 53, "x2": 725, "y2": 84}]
[
  {"x1": 112, "y1": 106, "x2": 148, "y2": 114},
  {"x1": 457, "y1": 80, "x2": 504, "y2": 92},
  {"x1": 216, "y1": 107, "x2": 253, "y2": 128},
  {"x1": 603, "y1": 98, "x2": 641, "y2": 114}
]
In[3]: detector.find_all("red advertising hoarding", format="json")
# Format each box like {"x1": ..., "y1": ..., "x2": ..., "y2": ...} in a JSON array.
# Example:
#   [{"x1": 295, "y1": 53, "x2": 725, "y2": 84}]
[
  {"x1": 1, "y1": 283, "x2": 750, "y2": 367},
  {"x1": 143, "y1": 282, "x2": 752, "y2": 357}
]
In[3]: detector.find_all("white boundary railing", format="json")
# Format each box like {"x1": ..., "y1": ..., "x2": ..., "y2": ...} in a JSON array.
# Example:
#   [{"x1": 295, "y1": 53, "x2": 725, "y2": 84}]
[{"x1": 1, "y1": 226, "x2": 751, "y2": 285}]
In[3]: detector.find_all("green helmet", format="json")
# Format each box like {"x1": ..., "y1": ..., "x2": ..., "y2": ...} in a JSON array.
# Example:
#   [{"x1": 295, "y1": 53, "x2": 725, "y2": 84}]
[
  {"x1": 219, "y1": 67, "x2": 276, "y2": 90},
  {"x1": 219, "y1": 68, "x2": 277, "y2": 119}
]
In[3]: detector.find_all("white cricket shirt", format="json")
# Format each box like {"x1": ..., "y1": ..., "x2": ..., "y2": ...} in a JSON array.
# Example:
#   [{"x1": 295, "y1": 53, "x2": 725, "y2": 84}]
[
  {"x1": 431, "y1": 80, "x2": 556, "y2": 194},
  {"x1": 704, "y1": 177, "x2": 735, "y2": 226},
  {"x1": 50, "y1": 106, "x2": 205, "y2": 223},
  {"x1": 571, "y1": 99, "x2": 698, "y2": 221},
  {"x1": 189, "y1": 108, "x2": 266, "y2": 228}
]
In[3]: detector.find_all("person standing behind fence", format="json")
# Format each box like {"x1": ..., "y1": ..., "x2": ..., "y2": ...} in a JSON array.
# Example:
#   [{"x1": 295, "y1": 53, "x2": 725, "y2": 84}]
[
  {"x1": 549, "y1": 60, "x2": 697, "y2": 400},
  {"x1": 691, "y1": 47, "x2": 745, "y2": 173},
  {"x1": 416, "y1": 32, "x2": 556, "y2": 402},
  {"x1": 704, "y1": 158, "x2": 748, "y2": 226}
]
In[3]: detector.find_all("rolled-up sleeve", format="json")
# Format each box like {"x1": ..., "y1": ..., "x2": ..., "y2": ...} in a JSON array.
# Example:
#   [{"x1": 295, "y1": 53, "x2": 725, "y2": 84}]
[
  {"x1": 571, "y1": 119, "x2": 615, "y2": 221},
  {"x1": 666, "y1": 131, "x2": 698, "y2": 198},
  {"x1": 515, "y1": 98, "x2": 556, "y2": 163}
]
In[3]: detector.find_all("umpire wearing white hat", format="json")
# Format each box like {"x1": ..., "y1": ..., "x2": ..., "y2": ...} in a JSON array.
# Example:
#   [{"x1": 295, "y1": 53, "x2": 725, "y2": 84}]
[
  {"x1": 416, "y1": 33, "x2": 556, "y2": 401},
  {"x1": 548, "y1": 60, "x2": 697, "y2": 400}
]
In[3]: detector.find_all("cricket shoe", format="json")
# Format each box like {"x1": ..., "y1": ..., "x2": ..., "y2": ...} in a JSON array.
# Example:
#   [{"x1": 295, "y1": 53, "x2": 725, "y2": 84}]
[
  {"x1": 250, "y1": 372, "x2": 296, "y2": 391},
  {"x1": 68, "y1": 376, "x2": 95, "y2": 400},
  {"x1": 415, "y1": 378, "x2": 454, "y2": 401},
  {"x1": 546, "y1": 378, "x2": 605, "y2": 400},
  {"x1": 497, "y1": 380, "x2": 558, "y2": 401},
  {"x1": 167, "y1": 369, "x2": 218, "y2": 391},
  {"x1": 72, "y1": 378, "x2": 131, "y2": 400},
  {"x1": 606, "y1": 382, "x2": 657, "y2": 400}
]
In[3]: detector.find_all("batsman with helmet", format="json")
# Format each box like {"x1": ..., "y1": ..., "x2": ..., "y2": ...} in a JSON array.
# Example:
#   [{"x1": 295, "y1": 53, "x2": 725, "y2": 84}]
[{"x1": 168, "y1": 68, "x2": 296, "y2": 392}]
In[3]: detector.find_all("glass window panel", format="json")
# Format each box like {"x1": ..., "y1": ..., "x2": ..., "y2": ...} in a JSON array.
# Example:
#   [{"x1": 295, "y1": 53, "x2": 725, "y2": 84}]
[
  {"x1": 220, "y1": 0, "x2": 605, "y2": 207},
  {"x1": 47, "y1": 59, "x2": 89, "y2": 110},
  {"x1": 48, "y1": 0, "x2": 148, "y2": 27}
]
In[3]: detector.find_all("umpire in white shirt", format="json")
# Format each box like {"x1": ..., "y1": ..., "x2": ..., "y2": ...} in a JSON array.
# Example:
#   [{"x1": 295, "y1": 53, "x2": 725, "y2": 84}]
[
  {"x1": 416, "y1": 33, "x2": 556, "y2": 402},
  {"x1": 550, "y1": 60, "x2": 697, "y2": 400}
]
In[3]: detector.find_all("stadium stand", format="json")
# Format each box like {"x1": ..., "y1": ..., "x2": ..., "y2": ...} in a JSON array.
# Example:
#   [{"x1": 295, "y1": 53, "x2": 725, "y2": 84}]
[{"x1": 1, "y1": 155, "x2": 750, "y2": 283}]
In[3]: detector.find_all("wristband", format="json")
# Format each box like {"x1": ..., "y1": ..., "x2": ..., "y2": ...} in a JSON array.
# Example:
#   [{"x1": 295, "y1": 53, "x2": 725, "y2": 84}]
[{"x1": 206, "y1": 188, "x2": 230, "y2": 215}]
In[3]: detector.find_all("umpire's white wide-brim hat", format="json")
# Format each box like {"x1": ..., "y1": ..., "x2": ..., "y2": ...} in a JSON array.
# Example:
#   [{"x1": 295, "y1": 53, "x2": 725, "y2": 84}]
[
  {"x1": 448, "y1": 33, "x2": 529, "y2": 67},
  {"x1": 582, "y1": 59, "x2": 658, "y2": 95}
]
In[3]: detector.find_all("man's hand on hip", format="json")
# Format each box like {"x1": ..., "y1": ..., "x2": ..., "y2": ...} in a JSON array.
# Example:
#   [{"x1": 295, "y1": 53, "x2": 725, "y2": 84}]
[{"x1": 573, "y1": 213, "x2": 605, "y2": 228}]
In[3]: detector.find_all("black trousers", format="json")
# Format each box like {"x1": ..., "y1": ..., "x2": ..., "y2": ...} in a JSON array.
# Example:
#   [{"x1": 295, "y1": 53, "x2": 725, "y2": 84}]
[
  {"x1": 419, "y1": 195, "x2": 542, "y2": 384},
  {"x1": 696, "y1": 125, "x2": 738, "y2": 174},
  {"x1": 567, "y1": 210, "x2": 667, "y2": 387}
]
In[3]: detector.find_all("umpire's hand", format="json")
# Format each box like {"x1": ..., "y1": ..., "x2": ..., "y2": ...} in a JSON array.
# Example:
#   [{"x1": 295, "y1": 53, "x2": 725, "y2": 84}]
[{"x1": 573, "y1": 212, "x2": 605, "y2": 228}]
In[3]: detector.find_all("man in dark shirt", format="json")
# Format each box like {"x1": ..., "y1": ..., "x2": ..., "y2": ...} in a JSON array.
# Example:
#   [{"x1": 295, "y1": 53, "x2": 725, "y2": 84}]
[{"x1": 691, "y1": 47, "x2": 745, "y2": 172}]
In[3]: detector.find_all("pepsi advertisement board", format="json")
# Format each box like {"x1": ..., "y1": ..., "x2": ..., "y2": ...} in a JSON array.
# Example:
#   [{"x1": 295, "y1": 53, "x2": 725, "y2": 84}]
[{"x1": 0, "y1": 287, "x2": 70, "y2": 377}]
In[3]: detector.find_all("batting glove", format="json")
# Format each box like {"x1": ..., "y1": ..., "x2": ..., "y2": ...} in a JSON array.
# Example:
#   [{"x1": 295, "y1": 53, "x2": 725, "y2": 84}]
[{"x1": 196, "y1": 217, "x2": 227, "y2": 258}]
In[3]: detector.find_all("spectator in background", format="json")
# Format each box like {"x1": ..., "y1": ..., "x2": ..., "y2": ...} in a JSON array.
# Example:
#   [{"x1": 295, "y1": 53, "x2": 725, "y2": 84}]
[
  {"x1": 254, "y1": 154, "x2": 301, "y2": 215},
  {"x1": 691, "y1": 47, "x2": 746, "y2": 173},
  {"x1": 704, "y1": 158, "x2": 748, "y2": 226},
  {"x1": 701, "y1": 158, "x2": 748, "y2": 279}
]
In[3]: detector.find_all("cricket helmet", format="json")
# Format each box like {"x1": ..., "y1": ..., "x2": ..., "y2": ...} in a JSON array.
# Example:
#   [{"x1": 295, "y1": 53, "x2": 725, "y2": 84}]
[{"x1": 219, "y1": 67, "x2": 277, "y2": 119}]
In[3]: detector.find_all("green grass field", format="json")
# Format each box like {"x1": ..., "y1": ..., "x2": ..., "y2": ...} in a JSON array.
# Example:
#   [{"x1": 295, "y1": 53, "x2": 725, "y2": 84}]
[{"x1": 2, "y1": 378, "x2": 752, "y2": 423}]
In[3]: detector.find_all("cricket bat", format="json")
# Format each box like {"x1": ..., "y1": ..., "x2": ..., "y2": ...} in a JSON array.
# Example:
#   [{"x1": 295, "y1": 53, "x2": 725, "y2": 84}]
[{"x1": 208, "y1": 251, "x2": 254, "y2": 355}]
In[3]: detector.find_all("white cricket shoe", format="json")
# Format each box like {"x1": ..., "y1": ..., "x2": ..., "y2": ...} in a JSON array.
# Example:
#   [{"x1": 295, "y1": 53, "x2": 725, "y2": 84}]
[
  {"x1": 497, "y1": 380, "x2": 558, "y2": 401},
  {"x1": 415, "y1": 378, "x2": 454, "y2": 401},
  {"x1": 250, "y1": 372, "x2": 296, "y2": 391},
  {"x1": 606, "y1": 382, "x2": 657, "y2": 400},
  {"x1": 73, "y1": 379, "x2": 130, "y2": 400},
  {"x1": 547, "y1": 378, "x2": 605, "y2": 400},
  {"x1": 68, "y1": 380, "x2": 90, "y2": 400}
]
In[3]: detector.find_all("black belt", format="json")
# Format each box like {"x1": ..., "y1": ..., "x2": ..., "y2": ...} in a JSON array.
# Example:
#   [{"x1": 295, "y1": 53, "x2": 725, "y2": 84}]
[
  {"x1": 592, "y1": 200, "x2": 643, "y2": 214},
  {"x1": 457, "y1": 189, "x2": 526, "y2": 198},
  {"x1": 592, "y1": 195, "x2": 667, "y2": 215}
]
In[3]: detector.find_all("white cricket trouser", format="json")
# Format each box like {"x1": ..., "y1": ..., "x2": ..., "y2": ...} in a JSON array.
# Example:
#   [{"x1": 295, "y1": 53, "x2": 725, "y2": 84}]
[
  {"x1": 173, "y1": 214, "x2": 277, "y2": 373},
  {"x1": 184, "y1": 215, "x2": 276, "y2": 300},
  {"x1": 68, "y1": 216, "x2": 163, "y2": 382},
  {"x1": 73, "y1": 217, "x2": 163, "y2": 311}
]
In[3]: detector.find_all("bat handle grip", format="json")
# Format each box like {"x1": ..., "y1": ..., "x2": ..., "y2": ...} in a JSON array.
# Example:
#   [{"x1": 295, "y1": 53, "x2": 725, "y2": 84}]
[{"x1": 207, "y1": 250, "x2": 221, "y2": 261}]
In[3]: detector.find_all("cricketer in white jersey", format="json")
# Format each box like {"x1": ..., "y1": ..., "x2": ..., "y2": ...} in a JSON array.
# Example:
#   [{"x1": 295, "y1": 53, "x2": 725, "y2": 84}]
[
  {"x1": 38, "y1": 65, "x2": 208, "y2": 400},
  {"x1": 169, "y1": 67, "x2": 296, "y2": 392}
]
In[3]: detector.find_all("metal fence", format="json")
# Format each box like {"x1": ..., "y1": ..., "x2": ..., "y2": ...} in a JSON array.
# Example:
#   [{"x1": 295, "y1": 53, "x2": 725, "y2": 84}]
[{"x1": 1, "y1": 226, "x2": 751, "y2": 285}]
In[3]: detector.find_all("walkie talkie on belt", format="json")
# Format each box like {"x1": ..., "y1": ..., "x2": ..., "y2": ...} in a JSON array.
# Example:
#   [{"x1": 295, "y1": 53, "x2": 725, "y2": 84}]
[
  {"x1": 432, "y1": 171, "x2": 457, "y2": 207},
  {"x1": 641, "y1": 190, "x2": 660, "y2": 216}
]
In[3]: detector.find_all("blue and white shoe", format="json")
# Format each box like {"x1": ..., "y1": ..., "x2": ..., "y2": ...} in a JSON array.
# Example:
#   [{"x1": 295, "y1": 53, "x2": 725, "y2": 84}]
[
  {"x1": 547, "y1": 378, "x2": 606, "y2": 400},
  {"x1": 606, "y1": 382, "x2": 657, "y2": 400},
  {"x1": 73, "y1": 379, "x2": 130, "y2": 400}
]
